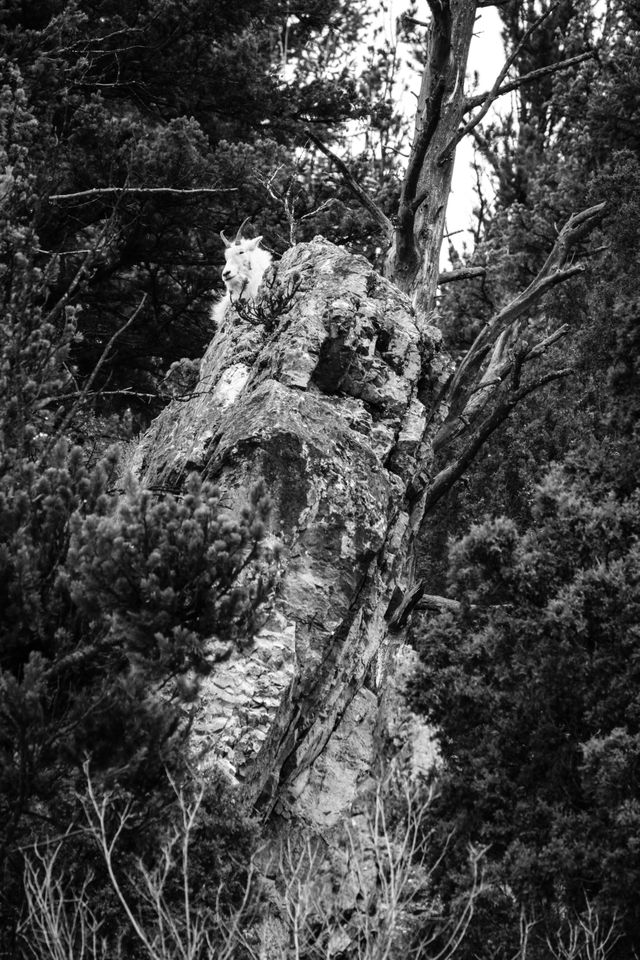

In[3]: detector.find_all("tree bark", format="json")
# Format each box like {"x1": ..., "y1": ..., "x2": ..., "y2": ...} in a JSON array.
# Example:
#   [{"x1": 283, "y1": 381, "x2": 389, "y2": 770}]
[{"x1": 385, "y1": 0, "x2": 478, "y2": 318}]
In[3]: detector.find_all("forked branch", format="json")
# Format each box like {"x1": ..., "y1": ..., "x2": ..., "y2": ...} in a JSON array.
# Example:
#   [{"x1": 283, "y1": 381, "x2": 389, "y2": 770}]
[
  {"x1": 412, "y1": 201, "x2": 606, "y2": 506},
  {"x1": 436, "y1": 322, "x2": 570, "y2": 453},
  {"x1": 464, "y1": 50, "x2": 596, "y2": 112},
  {"x1": 439, "y1": 3, "x2": 561, "y2": 163},
  {"x1": 444, "y1": 201, "x2": 606, "y2": 415}
]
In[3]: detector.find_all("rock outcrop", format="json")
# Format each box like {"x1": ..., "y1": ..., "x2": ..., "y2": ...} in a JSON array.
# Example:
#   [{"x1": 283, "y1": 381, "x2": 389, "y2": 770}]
[{"x1": 132, "y1": 238, "x2": 444, "y2": 829}]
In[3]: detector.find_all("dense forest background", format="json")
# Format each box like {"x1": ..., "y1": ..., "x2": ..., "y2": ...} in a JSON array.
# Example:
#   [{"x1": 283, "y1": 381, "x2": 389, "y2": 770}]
[{"x1": 1, "y1": 0, "x2": 640, "y2": 957}]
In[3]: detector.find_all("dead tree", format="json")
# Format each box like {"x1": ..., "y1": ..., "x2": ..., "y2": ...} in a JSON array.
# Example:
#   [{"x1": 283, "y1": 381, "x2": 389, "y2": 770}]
[{"x1": 131, "y1": 0, "x2": 604, "y2": 838}]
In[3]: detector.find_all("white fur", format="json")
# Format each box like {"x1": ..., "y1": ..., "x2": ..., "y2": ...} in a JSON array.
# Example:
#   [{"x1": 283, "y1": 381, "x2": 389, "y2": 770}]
[{"x1": 211, "y1": 235, "x2": 272, "y2": 326}]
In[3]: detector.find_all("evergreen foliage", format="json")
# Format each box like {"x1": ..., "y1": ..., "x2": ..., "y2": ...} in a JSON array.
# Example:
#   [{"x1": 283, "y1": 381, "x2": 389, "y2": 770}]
[
  {"x1": 1, "y1": 0, "x2": 405, "y2": 429},
  {"x1": 0, "y1": 101, "x2": 275, "y2": 951},
  {"x1": 410, "y1": 469, "x2": 640, "y2": 956},
  {"x1": 411, "y1": 1, "x2": 640, "y2": 954},
  {"x1": 4, "y1": 0, "x2": 640, "y2": 953},
  {"x1": 421, "y1": 0, "x2": 640, "y2": 586}
]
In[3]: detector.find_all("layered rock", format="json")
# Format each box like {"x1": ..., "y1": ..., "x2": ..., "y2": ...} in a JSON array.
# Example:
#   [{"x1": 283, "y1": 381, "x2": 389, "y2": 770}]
[{"x1": 132, "y1": 238, "x2": 443, "y2": 828}]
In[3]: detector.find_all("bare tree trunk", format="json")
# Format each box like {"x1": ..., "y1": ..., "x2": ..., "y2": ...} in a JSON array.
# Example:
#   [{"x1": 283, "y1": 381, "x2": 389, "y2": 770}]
[{"x1": 385, "y1": 0, "x2": 477, "y2": 316}]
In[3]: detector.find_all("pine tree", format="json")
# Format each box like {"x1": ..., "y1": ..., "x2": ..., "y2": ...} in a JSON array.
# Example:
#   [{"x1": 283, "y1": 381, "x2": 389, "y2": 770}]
[
  {"x1": 409, "y1": 468, "x2": 640, "y2": 956},
  {"x1": 0, "y1": 79, "x2": 275, "y2": 947}
]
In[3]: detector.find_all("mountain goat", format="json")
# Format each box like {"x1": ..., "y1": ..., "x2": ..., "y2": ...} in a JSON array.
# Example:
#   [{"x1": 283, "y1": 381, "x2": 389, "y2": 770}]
[{"x1": 211, "y1": 221, "x2": 272, "y2": 326}]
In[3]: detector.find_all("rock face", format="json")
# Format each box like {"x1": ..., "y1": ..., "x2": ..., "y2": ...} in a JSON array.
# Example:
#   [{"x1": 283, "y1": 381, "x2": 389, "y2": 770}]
[{"x1": 132, "y1": 238, "x2": 443, "y2": 828}]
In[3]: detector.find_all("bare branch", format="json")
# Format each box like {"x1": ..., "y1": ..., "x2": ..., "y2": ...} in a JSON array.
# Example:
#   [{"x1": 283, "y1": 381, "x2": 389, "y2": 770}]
[
  {"x1": 49, "y1": 186, "x2": 237, "y2": 201},
  {"x1": 464, "y1": 50, "x2": 597, "y2": 112},
  {"x1": 445, "y1": 202, "x2": 606, "y2": 413},
  {"x1": 424, "y1": 367, "x2": 573, "y2": 512},
  {"x1": 42, "y1": 215, "x2": 118, "y2": 326},
  {"x1": 439, "y1": 3, "x2": 560, "y2": 163},
  {"x1": 438, "y1": 266, "x2": 486, "y2": 284},
  {"x1": 436, "y1": 322, "x2": 571, "y2": 452},
  {"x1": 526, "y1": 322, "x2": 570, "y2": 359},
  {"x1": 41, "y1": 295, "x2": 147, "y2": 461},
  {"x1": 305, "y1": 130, "x2": 394, "y2": 237},
  {"x1": 388, "y1": 581, "x2": 463, "y2": 629}
]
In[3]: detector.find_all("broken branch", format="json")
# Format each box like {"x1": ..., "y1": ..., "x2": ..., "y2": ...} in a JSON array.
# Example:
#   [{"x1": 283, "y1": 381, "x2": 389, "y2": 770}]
[
  {"x1": 305, "y1": 130, "x2": 393, "y2": 237},
  {"x1": 438, "y1": 266, "x2": 486, "y2": 284}
]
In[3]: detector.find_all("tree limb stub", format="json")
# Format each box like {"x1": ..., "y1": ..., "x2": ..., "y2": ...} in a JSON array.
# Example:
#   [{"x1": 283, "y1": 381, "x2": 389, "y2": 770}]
[
  {"x1": 438, "y1": 266, "x2": 486, "y2": 284},
  {"x1": 387, "y1": 582, "x2": 462, "y2": 629}
]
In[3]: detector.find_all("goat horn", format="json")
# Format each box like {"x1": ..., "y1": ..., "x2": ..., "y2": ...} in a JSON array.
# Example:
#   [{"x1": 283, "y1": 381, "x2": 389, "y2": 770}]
[
  {"x1": 220, "y1": 230, "x2": 232, "y2": 248},
  {"x1": 235, "y1": 217, "x2": 251, "y2": 242}
]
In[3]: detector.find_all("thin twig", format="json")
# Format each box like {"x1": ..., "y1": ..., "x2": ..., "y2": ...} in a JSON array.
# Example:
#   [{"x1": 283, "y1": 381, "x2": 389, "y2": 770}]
[{"x1": 42, "y1": 216, "x2": 116, "y2": 326}]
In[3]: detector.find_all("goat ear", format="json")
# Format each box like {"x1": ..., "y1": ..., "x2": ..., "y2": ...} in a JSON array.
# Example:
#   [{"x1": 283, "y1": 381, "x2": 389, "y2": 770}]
[
  {"x1": 247, "y1": 236, "x2": 263, "y2": 249},
  {"x1": 220, "y1": 231, "x2": 232, "y2": 248}
]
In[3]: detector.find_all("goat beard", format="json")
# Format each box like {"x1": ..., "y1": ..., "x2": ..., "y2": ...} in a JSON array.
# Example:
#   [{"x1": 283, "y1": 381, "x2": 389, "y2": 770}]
[{"x1": 227, "y1": 276, "x2": 250, "y2": 301}]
